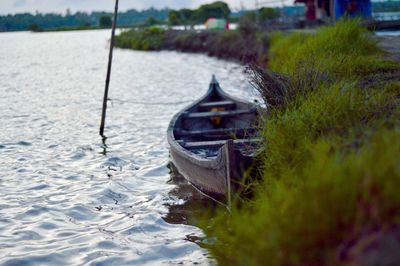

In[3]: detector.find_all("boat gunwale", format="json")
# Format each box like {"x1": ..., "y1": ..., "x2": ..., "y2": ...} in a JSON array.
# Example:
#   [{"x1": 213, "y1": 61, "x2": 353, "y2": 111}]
[{"x1": 167, "y1": 78, "x2": 258, "y2": 166}]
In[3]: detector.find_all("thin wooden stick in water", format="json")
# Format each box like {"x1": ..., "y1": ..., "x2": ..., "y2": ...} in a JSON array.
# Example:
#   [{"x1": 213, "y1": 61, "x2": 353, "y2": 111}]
[{"x1": 100, "y1": 0, "x2": 119, "y2": 136}]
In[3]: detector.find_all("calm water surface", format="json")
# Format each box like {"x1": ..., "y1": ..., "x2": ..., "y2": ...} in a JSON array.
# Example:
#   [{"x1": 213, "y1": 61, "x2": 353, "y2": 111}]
[{"x1": 0, "y1": 30, "x2": 256, "y2": 265}]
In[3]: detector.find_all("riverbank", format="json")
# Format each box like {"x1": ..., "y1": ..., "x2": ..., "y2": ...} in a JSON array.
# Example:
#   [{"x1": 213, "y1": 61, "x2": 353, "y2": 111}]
[
  {"x1": 114, "y1": 26, "x2": 399, "y2": 67},
  {"x1": 115, "y1": 27, "x2": 270, "y2": 65},
  {"x1": 41, "y1": 25, "x2": 100, "y2": 32},
  {"x1": 31, "y1": 25, "x2": 118, "y2": 32},
  {"x1": 201, "y1": 20, "x2": 400, "y2": 265}
]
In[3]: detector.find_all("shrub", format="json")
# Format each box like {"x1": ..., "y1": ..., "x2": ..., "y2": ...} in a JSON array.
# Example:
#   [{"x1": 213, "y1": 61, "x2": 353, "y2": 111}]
[{"x1": 99, "y1": 16, "x2": 112, "y2": 28}]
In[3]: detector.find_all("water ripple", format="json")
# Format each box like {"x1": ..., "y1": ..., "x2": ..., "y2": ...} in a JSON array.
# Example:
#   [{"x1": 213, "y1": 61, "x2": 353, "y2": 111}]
[{"x1": 0, "y1": 29, "x2": 257, "y2": 265}]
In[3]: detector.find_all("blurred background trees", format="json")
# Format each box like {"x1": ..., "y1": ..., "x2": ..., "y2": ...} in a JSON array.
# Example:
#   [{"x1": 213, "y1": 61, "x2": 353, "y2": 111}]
[
  {"x1": 99, "y1": 15, "x2": 112, "y2": 28},
  {"x1": 168, "y1": 1, "x2": 231, "y2": 27},
  {"x1": 0, "y1": 8, "x2": 169, "y2": 32}
]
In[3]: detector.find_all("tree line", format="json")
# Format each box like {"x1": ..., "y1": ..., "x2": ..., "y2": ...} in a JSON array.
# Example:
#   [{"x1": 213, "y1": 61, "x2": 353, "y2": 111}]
[
  {"x1": 168, "y1": 1, "x2": 231, "y2": 28},
  {"x1": 3, "y1": 0, "x2": 397, "y2": 32},
  {"x1": 0, "y1": 8, "x2": 169, "y2": 32}
]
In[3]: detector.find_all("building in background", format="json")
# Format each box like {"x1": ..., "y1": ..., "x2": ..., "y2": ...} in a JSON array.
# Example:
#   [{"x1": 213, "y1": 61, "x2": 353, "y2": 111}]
[
  {"x1": 294, "y1": 0, "x2": 371, "y2": 21},
  {"x1": 205, "y1": 18, "x2": 229, "y2": 29},
  {"x1": 334, "y1": 0, "x2": 372, "y2": 18}
]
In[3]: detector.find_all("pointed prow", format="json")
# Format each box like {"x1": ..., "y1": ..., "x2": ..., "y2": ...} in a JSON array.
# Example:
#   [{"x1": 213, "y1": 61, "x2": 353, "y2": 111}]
[
  {"x1": 211, "y1": 74, "x2": 219, "y2": 84},
  {"x1": 208, "y1": 74, "x2": 219, "y2": 93}
]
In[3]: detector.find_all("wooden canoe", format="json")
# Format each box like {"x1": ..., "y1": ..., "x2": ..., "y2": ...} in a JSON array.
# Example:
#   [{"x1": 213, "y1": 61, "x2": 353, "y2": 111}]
[{"x1": 167, "y1": 75, "x2": 261, "y2": 204}]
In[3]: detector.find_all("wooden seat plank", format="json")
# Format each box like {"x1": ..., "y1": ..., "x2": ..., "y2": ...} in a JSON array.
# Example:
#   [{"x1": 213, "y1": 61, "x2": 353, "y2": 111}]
[
  {"x1": 198, "y1": 100, "x2": 236, "y2": 111},
  {"x1": 184, "y1": 108, "x2": 256, "y2": 119},
  {"x1": 181, "y1": 138, "x2": 261, "y2": 149},
  {"x1": 175, "y1": 127, "x2": 255, "y2": 137}
]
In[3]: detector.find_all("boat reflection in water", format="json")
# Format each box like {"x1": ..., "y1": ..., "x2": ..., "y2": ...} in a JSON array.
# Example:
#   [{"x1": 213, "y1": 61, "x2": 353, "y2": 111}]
[
  {"x1": 163, "y1": 163, "x2": 219, "y2": 226},
  {"x1": 163, "y1": 163, "x2": 222, "y2": 249}
]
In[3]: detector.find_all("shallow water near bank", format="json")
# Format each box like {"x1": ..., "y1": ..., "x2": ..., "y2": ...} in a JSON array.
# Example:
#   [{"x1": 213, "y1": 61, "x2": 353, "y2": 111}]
[{"x1": 0, "y1": 30, "x2": 256, "y2": 265}]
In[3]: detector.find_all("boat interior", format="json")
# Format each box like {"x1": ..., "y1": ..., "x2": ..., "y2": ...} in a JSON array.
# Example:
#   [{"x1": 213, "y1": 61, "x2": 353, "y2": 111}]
[{"x1": 174, "y1": 83, "x2": 260, "y2": 157}]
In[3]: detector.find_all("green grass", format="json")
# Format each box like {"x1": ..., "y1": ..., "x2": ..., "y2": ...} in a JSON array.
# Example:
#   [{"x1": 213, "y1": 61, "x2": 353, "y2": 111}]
[
  {"x1": 115, "y1": 27, "x2": 165, "y2": 51},
  {"x1": 269, "y1": 20, "x2": 396, "y2": 79},
  {"x1": 201, "y1": 20, "x2": 400, "y2": 266}
]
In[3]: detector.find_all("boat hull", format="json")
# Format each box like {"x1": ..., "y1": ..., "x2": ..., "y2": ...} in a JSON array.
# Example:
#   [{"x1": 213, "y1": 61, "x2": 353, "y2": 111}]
[
  {"x1": 167, "y1": 76, "x2": 259, "y2": 201},
  {"x1": 169, "y1": 141, "x2": 253, "y2": 197}
]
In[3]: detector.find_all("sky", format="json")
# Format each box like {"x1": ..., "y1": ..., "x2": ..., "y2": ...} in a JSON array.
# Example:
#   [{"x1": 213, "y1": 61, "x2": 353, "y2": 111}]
[{"x1": 0, "y1": 0, "x2": 278, "y2": 15}]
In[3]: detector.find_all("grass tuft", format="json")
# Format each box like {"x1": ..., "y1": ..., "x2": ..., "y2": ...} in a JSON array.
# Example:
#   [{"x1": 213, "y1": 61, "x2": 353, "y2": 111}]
[{"x1": 269, "y1": 20, "x2": 396, "y2": 79}]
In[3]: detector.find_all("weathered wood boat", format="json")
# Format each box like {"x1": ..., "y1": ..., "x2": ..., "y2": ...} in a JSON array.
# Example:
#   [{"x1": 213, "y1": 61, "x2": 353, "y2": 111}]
[{"x1": 167, "y1": 75, "x2": 261, "y2": 204}]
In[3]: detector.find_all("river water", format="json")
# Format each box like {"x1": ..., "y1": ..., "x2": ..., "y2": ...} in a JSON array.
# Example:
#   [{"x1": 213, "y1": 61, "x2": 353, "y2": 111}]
[{"x1": 0, "y1": 30, "x2": 256, "y2": 265}]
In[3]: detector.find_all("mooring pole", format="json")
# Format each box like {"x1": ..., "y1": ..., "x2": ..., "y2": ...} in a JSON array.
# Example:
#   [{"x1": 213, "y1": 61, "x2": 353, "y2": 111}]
[{"x1": 100, "y1": 0, "x2": 119, "y2": 136}]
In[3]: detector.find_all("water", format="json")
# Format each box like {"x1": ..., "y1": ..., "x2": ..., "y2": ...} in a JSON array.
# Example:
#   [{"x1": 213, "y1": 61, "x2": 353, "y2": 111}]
[
  {"x1": 373, "y1": 11, "x2": 400, "y2": 21},
  {"x1": 0, "y1": 30, "x2": 256, "y2": 265},
  {"x1": 373, "y1": 11, "x2": 400, "y2": 36},
  {"x1": 376, "y1": 30, "x2": 400, "y2": 36}
]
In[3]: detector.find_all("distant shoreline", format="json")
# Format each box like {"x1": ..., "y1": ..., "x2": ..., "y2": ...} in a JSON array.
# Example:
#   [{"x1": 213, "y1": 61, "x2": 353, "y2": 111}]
[{"x1": 114, "y1": 27, "x2": 269, "y2": 66}]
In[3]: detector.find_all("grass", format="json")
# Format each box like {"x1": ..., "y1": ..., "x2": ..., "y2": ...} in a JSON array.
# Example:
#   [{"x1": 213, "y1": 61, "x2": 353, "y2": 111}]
[
  {"x1": 201, "y1": 20, "x2": 400, "y2": 266},
  {"x1": 268, "y1": 20, "x2": 397, "y2": 79},
  {"x1": 115, "y1": 27, "x2": 269, "y2": 64},
  {"x1": 115, "y1": 26, "x2": 166, "y2": 51}
]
